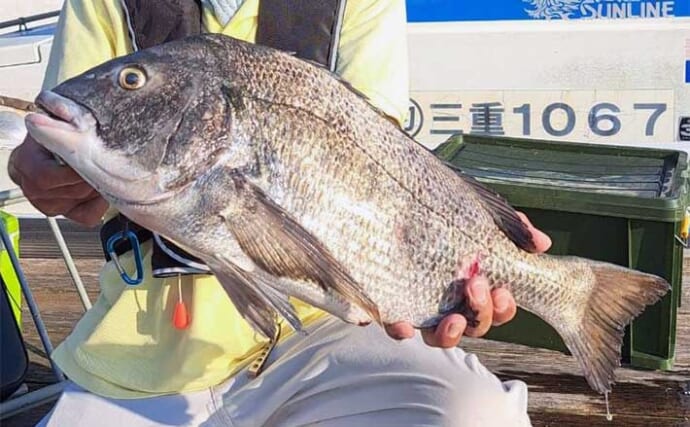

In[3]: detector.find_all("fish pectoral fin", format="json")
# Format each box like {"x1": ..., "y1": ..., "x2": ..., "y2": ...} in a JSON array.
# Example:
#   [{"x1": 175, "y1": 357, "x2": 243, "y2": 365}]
[
  {"x1": 220, "y1": 173, "x2": 381, "y2": 325},
  {"x1": 210, "y1": 254, "x2": 303, "y2": 338}
]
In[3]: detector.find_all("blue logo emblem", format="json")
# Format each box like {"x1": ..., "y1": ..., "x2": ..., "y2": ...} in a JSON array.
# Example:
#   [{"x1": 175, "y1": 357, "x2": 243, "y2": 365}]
[
  {"x1": 523, "y1": 0, "x2": 676, "y2": 20},
  {"x1": 523, "y1": 0, "x2": 583, "y2": 19}
]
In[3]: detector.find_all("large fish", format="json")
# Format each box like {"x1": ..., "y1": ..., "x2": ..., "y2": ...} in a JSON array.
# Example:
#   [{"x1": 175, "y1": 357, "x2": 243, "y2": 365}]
[{"x1": 24, "y1": 34, "x2": 669, "y2": 394}]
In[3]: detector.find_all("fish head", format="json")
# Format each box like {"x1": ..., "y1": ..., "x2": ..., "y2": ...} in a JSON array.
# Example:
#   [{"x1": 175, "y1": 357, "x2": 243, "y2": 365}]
[{"x1": 25, "y1": 37, "x2": 238, "y2": 210}]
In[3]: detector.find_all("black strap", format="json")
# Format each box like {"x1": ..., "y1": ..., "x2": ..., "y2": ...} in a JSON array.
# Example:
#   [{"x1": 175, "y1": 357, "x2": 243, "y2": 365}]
[
  {"x1": 117, "y1": 0, "x2": 210, "y2": 277},
  {"x1": 100, "y1": 215, "x2": 152, "y2": 261},
  {"x1": 256, "y1": 0, "x2": 346, "y2": 71},
  {"x1": 122, "y1": 0, "x2": 203, "y2": 51},
  {"x1": 100, "y1": 215, "x2": 211, "y2": 277}
]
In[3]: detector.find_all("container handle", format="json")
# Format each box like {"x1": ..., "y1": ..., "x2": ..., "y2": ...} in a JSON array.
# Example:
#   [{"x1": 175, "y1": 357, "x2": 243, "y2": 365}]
[{"x1": 674, "y1": 207, "x2": 690, "y2": 248}]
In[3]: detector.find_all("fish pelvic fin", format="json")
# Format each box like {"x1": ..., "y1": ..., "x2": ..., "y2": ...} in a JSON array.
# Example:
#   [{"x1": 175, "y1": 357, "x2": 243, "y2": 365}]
[
  {"x1": 554, "y1": 259, "x2": 670, "y2": 394},
  {"x1": 210, "y1": 254, "x2": 304, "y2": 338}
]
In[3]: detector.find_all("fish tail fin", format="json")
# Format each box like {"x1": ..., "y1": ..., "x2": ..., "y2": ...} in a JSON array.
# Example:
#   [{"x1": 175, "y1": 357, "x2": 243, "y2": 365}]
[{"x1": 551, "y1": 259, "x2": 669, "y2": 393}]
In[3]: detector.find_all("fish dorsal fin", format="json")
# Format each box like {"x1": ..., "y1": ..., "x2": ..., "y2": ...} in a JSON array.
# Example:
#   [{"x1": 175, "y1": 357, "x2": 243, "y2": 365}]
[
  {"x1": 221, "y1": 172, "x2": 381, "y2": 324},
  {"x1": 450, "y1": 165, "x2": 537, "y2": 252},
  {"x1": 297, "y1": 56, "x2": 403, "y2": 129}
]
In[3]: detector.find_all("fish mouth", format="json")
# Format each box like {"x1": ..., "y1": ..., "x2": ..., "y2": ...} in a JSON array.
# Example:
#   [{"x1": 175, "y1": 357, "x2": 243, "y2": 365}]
[
  {"x1": 36, "y1": 100, "x2": 66, "y2": 122},
  {"x1": 27, "y1": 91, "x2": 95, "y2": 133}
]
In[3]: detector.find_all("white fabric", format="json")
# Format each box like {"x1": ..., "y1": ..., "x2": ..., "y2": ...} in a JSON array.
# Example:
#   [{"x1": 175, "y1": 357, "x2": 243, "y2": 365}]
[
  {"x1": 202, "y1": 0, "x2": 247, "y2": 26},
  {"x1": 38, "y1": 317, "x2": 531, "y2": 427}
]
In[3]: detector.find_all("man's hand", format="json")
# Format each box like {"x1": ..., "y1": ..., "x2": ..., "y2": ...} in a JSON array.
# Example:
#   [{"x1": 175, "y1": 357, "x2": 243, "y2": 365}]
[
  {"x1": 384, "y1": 212, "x2": 552, "y2": 348},
  {"x1": 8, "y1": 135, "x2": 108, "y2": 227}
]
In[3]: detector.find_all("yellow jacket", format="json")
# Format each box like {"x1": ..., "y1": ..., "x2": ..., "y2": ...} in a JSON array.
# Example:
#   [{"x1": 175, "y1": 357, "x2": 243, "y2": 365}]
[{"x1": 46, "y1": 0, "x2": 410, "y2": 399}]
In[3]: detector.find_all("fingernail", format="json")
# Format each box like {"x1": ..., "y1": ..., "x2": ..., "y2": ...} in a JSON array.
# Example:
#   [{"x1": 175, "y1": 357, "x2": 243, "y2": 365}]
[
  {"x1": 494, "y1": 294, "x2": 509, "y2": 312},
  {"x1": 448, "y1": 321, "x2": 464, "y2": 338},
  {"x1": 470, "y1": 281, "x2": 488, "y2": 305}
]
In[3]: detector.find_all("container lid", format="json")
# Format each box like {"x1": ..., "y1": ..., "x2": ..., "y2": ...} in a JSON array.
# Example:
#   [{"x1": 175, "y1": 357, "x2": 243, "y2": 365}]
[{"x1": 433, "y1": 134, "x2": 689, "y2": 222}]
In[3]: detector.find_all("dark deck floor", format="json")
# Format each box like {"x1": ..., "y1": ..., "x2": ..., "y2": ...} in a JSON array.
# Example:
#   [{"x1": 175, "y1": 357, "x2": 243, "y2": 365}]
[{"x1": 2, "y1": 220, "x2": 690, "y2": 426}]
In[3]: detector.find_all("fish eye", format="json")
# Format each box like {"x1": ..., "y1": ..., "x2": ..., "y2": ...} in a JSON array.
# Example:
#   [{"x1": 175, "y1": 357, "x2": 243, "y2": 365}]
[{"x1": 118, "y1": 66, "x2": 147, "y2": 90}]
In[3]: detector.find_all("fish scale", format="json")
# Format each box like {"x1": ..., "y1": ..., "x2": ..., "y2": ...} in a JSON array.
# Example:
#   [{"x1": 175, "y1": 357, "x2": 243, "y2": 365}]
[
  {"x1": 26, "y1": 33, "x2": 670, "y2": 394},
  {"x1": 257, "y1": 95, "x2": 521, "y2": 324}
]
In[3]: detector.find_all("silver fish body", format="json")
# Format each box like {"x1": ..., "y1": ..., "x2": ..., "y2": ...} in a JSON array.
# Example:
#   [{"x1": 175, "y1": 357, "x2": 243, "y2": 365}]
[{"x1": 25, "y1": 34, "x2": 669, "y2": 394}]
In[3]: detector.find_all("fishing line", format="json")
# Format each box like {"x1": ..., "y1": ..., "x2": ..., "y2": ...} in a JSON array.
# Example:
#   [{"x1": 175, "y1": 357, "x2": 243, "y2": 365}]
[{"x1": 604, "y1": 391, "x2": 613, "y2": 421}]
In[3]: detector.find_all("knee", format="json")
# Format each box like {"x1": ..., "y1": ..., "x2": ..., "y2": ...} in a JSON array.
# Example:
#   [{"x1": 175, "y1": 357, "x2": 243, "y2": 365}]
[
  {"x1": 391, "y1": 350, "x2": 533, "y2": 426},
  {"x1": 436, "y1": 353, "x2": 531, "y2": 426},
  {"x1": 442, "y1": 377, "x2": 531, "y2": 426}
]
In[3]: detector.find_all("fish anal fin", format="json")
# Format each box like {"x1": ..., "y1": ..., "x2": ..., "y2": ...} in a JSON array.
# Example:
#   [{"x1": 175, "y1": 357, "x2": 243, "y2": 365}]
[{"x1": 221, "y1": 173, "x2": 381, "y2": 324}]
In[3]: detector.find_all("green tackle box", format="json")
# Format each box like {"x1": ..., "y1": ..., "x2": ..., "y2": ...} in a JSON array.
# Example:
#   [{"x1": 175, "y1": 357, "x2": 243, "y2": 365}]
[
  {"x1": 434, "y1": 134, "x2": 687, "y2": 371},
  {"x1": 0, "y1": 211, "x2": 21, "y2": 328}
]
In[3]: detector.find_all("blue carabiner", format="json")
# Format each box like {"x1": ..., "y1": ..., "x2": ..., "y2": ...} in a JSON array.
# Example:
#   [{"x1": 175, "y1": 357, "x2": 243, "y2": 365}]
[{"x1": 106, "y1": 230, "x2": 144, "y2": 286}]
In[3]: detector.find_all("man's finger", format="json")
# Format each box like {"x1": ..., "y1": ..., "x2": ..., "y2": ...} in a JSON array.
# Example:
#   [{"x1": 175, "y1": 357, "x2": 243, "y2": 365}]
[
  {"x1": 9, "y1": 137, "x2": 85, "y2": 190},
  {"x1": 32, "y1": 163, "x2": 87, "y2": 189},
  {"x1": 491, "y1": 288, "x2": 517, "y2": 326},
  {"x1": 516, "y1": 211, "x2": 552, "y2": 253},
  {"x1": 22, "y1": 181, "x2": 99, "y2": 202},
  {"x1": 384, "y1": 322, "x2": 415, "y2": 340},
  {"x1": 420, "y1": 314, "x2": 466, "y2": 348},
  {"x1": 463, "y1": 276, "x2": 493, "y2": 338},
  {"x1": 28, "y1": 197, "x2": 87, "y2": 217},
  {"x1": 64, "y1": 195, "x2": 109, "y2": 227}
]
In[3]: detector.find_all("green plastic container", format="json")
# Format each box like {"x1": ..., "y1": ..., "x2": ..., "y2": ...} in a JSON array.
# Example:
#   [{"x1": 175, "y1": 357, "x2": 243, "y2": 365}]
[
  {"x1": 434, "y1": 134, "x2": 687, "y2": 371},
  {"x1": 0, "y1": 211, "x2": 21, "y2": 328}
]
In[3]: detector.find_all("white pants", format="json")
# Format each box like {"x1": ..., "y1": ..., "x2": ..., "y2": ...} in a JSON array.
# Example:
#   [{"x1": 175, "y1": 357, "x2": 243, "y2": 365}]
[{"x1": 38, "y1": 317, "x2": 531, "y2": 427}]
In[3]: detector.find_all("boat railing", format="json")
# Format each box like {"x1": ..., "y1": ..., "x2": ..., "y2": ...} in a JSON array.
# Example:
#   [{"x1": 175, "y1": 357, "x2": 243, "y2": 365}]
[
  {"x1": 0, "y1": 10, "x2": 60, "y2": 33},
  {"x1": 0, "y1": 187, "x2": 91, "y2": 419}
]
